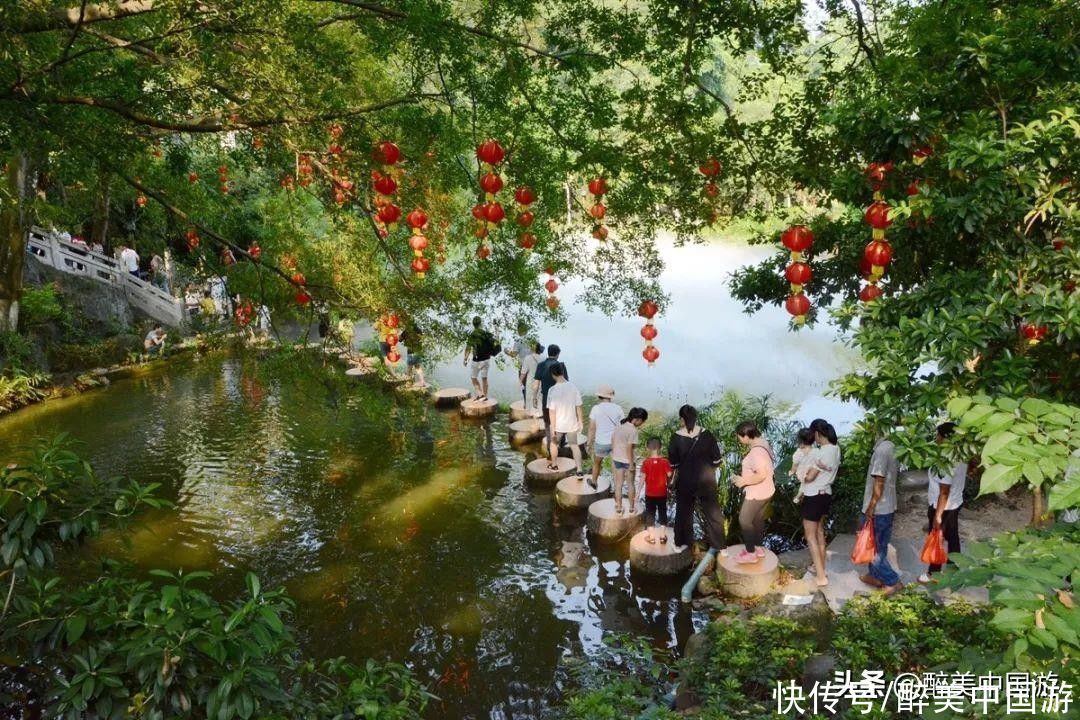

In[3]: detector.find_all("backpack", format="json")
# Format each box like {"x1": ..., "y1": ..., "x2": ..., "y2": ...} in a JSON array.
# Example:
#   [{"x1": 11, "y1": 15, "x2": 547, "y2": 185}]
[{"x1": 477, "y1": 331, "x2": 501, "y2": 359}]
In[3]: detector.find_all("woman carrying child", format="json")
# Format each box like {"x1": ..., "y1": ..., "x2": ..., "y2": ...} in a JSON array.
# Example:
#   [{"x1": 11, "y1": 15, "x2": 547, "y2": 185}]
[
  {"x1": 798, "y1": 422, "x2": 840, "y2": 586},
  {"x1": 611, "y1": 407, "x2": 648, "y2": 514}
]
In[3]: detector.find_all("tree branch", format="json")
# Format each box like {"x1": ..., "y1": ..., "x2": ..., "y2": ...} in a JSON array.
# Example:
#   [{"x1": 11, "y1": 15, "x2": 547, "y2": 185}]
[
  {"x1": 849, "y1": 0, "x2": 879, "y2": 72},
  {"x1": 13, "y1": 0, "x2": 157, "y2": 34}
]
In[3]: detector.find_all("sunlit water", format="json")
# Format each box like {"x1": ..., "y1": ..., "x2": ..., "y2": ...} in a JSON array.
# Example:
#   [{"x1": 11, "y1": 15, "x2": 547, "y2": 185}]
[{"x1": 0, "y1": 239, "x2": 861, "y2": 719}]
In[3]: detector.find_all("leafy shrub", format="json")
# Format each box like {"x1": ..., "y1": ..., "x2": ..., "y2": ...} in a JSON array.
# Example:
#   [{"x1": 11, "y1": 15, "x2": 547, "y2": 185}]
[
  {"x1": 46, "y1": 335, "x2": 142, "y2": 372},
  {"x1": 0, "y1": 371, "x2": 50, "y2": 414},
  {"x1": 560, "y1": 634, "x2": 679, "y2": 720},
  {"x1": 18, "y1": 284, "x2": 67, "y2": 328},
  {"x1": 0, "y1": 330, "x2": 36, "y2": 373}
]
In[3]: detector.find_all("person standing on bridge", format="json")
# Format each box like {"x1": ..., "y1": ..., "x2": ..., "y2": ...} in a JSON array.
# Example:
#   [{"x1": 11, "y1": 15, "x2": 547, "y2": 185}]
[{"x1": 120, "y1": 245, "x2": 140, "y2": 278}]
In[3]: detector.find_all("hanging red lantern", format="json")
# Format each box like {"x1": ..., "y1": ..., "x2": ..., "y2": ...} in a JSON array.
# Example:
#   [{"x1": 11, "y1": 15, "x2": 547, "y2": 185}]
[
  {"x1": 480, "y1": 172, "x2": 504, "y2": 195},
  {"x1": 333, "y1": 190, "x2": 346, "y2": 205},
  {"x1": 781, "y1": 225, "x2": 814, "y2": 254},
  {"x1": 545, "y1": 296, "x2": 560, "y2": 311},
  {"x1": 136, "y1": 195, "x2": 147, "y2": 207},
  {"x1": 544, "y1": 278, "x2": 559, "y2": 294},
  {"x1": 588, "y1": 177, "x2": 608, "y2": 196},
  {"x1": 329, "y1": 123, "x2": 344, "y2": 139},
  {"x1": 373, "y1": 174, "x2": 397, "y2": 196},
  {"x1": 248, "y1": 244, "x2": 261, "y2": 260},
  {"x1": 698, "y1": 158, "x2": 721, "y2": 177},
  {"x1": 280, "y1": 174, "x2": 295, "y2": 190},
  {"x1": 386, "y1": 333, "x2": 399, "y2": 347},
  {"x1": 864, "y1": 240, "x2": 893, "y2": 268},
  {"x1": 476, "y1": 139, "x2": 505, "y2": 166},
  {"x1": 295, "y1": 290, "x2": 311, "y2": 305},
  {"x1": 590, "y1": 203, "x2": 607, "y2": 220},
  {"x1": 518, "y1": 232, "x2": 537, "y2": 250},
  {"x1": 471, "y1": 203, "x2": 487, "y2": 221},
  {"x1": 377, "y1": 203, "x2": 402, "y2": 225},
  {"x1": 188, "y1": 172, "x2": 199, "y2": 183},
  {"x1": 1021, "y1": 323, "x2": 1048, "y2": 344},
  {"x1": 859, "y1": 284, "x2": 883, "y2": 303},
  {"x1": 409, "y1": 235, "x2": 429, "y2": 253},
  {"x1": 642, "y1": 345, "x2": 660, "y2": 364},
  {"x1": 640, "y1": 324, "x2": 658, "y2": 341},
  {"x1": 328, "y1": 143, "x2": 343, "y2": 156},
  {"x1": 484, "y1": 202, "x2": 505, "y2": 224},
  {"x1": 785, "y1": 262, "x2": 812, "y2": 287},
  {"x1": 406, "y1": 208, "x2": 428, "y2": 230},
  {"x1": 592, "y1": 226, "x2": 609, "y2": 241},
  {"x1": 638, "y1": 300, "x2": 659, "y2": 319},
  {"x1": 411, "y1": 255, "x2": 431, "y2": 272},
  {"x1": 516, "y1": 210, "x2": 535, "y2": 227},
  {"x1": 514, "y1": 186, "x2": 536, "y2": 205},
  {"x1": 291, "y1": 272, "x2": 306, "y2": 286},
  {"x1": 386, "y1": 349, "x2": 401, "y2": 364},
  {"x1": 906, "y1": 180, "x2": 922, "y2": 196},
  {"x1": 477, "y1": 244, "x2": 491, "y2": 260},
  {"x1": 912, "y1": 146, "x2": 933, "y2": 165},
  {"x1": 785, "y1": 293, "x2": 811, "y2": 318},
  {"x1": 864, "y1": 201, "x2": 892, "y2": 230},
  {"x1": 704, "y1": 182, "x2": 719, "y2": 198},
  {"x1": 376, "y1": 141, "x2": 401, "y2": 166},
  {"x1": 235, "y1": 301, "x2": 254, "y2": 326},
  {"x1": 864, "y1": 162, "x2": 893, "y2": 189},
  {"x1": 384, "y1": 314, "x2": 400, "y2": 329}
]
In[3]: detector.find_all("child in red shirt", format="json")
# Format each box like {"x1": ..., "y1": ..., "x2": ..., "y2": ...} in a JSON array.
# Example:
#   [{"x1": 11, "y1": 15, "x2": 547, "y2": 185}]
[{"x1": 641, "y1": 437, "x2": 673, "y2": 544}]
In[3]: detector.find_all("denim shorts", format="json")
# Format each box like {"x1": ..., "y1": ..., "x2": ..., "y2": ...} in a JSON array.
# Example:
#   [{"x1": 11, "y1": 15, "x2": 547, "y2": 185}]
[
  {"x1": 613, "y1": 460, "x2": 631, "y2": 470},
  {"x1": 594, "y1": 444, "x2": 612, "y2": 458}
]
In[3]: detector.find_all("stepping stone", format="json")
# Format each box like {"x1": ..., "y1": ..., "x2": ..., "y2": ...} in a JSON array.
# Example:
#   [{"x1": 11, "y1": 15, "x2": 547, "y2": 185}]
[
  {"x1": 524, "y1": 457, "x2": 578, "y2": 486},
  {"x1": 555, "y1": 475, "x2": 611, "y2": 510},
  {"x1": 587, "y1": 498, "x2": 644, "y2": 542},
  {"x1": 460, "y1": 397, "x2": 498, "y2": 418},
  {"x1": 629, "y1": 527, "x2": 692, "y2": 575},
  {"x1": 509, "y1": 400, "x2": 533, "y2": 422},
  {"x1": 432, "y1": 387, "x2": 470, "y2": 408},
  {"x1": 716, "y1": 544, "x2": 780, "y2": 598},
  {"x1": 508, "y1": 418, "x2": 546, "y2": 446},
  {"x1": 344, "y1": 366, "x2": 371, "y2": 378}
]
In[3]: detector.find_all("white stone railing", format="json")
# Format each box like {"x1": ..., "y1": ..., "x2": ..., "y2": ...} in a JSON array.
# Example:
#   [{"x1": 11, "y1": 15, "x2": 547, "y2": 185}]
[{"x1": 25, "y1": 227, "x2": 185, "y2": 327}]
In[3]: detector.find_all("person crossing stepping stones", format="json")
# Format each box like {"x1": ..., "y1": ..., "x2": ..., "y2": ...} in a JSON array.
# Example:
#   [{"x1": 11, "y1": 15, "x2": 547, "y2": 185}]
[
  {"x1": 641, "y1": 437, "x2": 672, "y2": 544},
  {"x1": 545, "y1": 362, "x2": 584, "y2": 479},
  {"x1": 586, "y1": 384, "x2": 622, "y2": 490},
  {"x1": 611, "y1": 408, "x2": 648, "y2": 514},
  {"x1": 462, "y1": 316, "x2": 501, "y2": 401}
]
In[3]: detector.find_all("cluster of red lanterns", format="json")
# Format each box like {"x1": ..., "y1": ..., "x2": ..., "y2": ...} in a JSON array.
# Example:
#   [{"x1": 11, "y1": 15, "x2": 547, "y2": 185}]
[
  {"x1": 234, "y1": 300, "x2": 254, "y2": 326},
  {"x1": 588, "y1": 177, "x2": 609, "y2": 240},
  {"x1": 699, "y1": 157, "x2": 721, "y2": 223},
  {"x1": 297, "y1": 153, "x2": 313, "y2": 188},
  {"x1": 372, "y1": 141, "x2": 403, "y2": 235},
  {"x1": 406, "y1": 207, "x2": 431, "y2": 278},
  {"x1": 638, "y1": 299, "x2": 660, "y2": 365},
  {"x1": 382, "y1": 313, "x2": 401, "y2": 363},
  {"x1": 544, "y1": 266, "x2": 559, "y2": 311},
  {"x1": 859, "y1": 161, "x2": 895, "y2": 302},
  {"x1": 325, "y1": 125, "x2": 354, "y2": 206},
  {"x1": 291, "y1": 269, "x2": 311, "y2": 305},
  {"x1": 781, "y1": 225, "x2": 814, "y2": 323},
  {"x1": 514, "y1": 186, "x2": 537, "y2": 251},
  {"x1": 1021, "y1": 323, "x2": 1048, "y2": 345},
  {"x1": 218, "y1": 164, "x2": 230, "y2": 195},
  {"x1": 473, "y1": 138, "x2": 506, "y2": 259},
  {"x1": 185, "y1": 228, "x2": 200, "y2": 252}
]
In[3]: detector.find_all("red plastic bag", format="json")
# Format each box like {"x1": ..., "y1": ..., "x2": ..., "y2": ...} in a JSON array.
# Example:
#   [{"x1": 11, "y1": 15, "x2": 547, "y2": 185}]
[
  {"x1": 920, "y1": 528, "x2": 948, "y2": 566},
  {"x1": 851, "y1": 517, "x2": 877, "y2": 564}
]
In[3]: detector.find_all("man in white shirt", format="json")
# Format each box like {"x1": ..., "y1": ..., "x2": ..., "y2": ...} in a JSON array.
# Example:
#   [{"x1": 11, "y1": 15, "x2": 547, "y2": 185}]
[
  {"x1": 545, "y1": 362, "x2": 583, "y2": 478},
  {"x1": 586, "y1": 385, "x2": 623, "y2": 489},
  {"x1": 519, "y1": 342, "x2": 544, "y2": 417},
  {"x1": 920, "y1": 422, "x2": 966, "y2": 582},
  {"x1": 120, "y1": 245, "x2": 140, "y2": 277}
]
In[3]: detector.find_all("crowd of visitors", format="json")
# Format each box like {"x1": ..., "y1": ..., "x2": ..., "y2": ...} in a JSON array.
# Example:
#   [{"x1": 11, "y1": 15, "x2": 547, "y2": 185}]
[{"x1": 447, "y1": 317, "x2": 964, "y2": 596}]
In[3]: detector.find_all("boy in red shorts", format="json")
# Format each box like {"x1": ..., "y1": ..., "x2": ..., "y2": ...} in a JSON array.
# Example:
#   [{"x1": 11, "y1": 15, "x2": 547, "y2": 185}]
[{"x1": 641, "y1": 437, "x2": 673, "y2": 544}]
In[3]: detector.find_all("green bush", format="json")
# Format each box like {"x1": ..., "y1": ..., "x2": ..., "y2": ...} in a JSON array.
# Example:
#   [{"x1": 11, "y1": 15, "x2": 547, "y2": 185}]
[
  {"x1": 46, "y1": 335, "x2": 142, "y2": 372},
  {"x1": 0, "y1": 330, "x2": 36, "y2": 373},
  {"x1": 19, "y1": 284, "x2": 67, "y2": 328},
  {"x1": 0, "y1": 371, "x2": 49, "y2": 414}
]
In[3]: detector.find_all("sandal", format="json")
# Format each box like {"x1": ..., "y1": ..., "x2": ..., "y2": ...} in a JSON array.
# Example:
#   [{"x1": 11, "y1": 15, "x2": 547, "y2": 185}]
[
  {"x1": 645, "y1": 535, "x2": 657, "y2": 544},
  {"x1": 660, "y1": 535, "x2": 668, "y2": 545}
]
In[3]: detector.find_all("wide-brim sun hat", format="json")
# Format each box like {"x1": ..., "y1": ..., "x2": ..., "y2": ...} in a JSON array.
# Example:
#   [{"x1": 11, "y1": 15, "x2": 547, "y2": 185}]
[{"x1": 596, "y1": 384, "x2": 615, "y2": 399}]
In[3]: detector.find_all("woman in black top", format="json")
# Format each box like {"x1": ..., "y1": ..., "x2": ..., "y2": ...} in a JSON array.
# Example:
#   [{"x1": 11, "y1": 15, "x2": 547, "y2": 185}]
[{"x1": 668, "y1": 404, "x2": 727, "y2": 551}]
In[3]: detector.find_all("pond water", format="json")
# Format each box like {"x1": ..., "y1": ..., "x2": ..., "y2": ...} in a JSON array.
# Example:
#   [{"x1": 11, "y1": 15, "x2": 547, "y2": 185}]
[{"x1": 0, "y1": 238, "x2": 861, "y2": 719}]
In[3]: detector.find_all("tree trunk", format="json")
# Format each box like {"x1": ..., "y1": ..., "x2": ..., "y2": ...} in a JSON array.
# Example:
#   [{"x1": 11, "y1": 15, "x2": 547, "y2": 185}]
[
  {"x1": 90, "y1": 169, "x2": 111, "y2": 250},
  {"x1": 1031, "y1": 486, "x2": 1053, "y2": 528},
  {"x1": 0, "y1": 154, "x2": 30, "y2": 333}
]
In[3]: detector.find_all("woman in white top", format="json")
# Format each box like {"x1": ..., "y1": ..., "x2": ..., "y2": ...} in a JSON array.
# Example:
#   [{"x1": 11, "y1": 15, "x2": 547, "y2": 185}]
[
  {"x1": 801, "y1": 420, "x2": 840, "y2": 587},
  {"x1": 611, "y1": 407, "x2": 648, "y2": 514}
]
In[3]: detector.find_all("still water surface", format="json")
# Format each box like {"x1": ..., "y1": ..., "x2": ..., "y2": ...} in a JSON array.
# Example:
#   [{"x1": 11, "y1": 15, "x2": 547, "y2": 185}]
[{"x1": 0, "y1": 239, "x2": 859, "y2": 719}]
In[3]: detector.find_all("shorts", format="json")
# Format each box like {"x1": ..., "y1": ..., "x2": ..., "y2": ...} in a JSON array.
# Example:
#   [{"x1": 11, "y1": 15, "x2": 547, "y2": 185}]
[
  {"x1": 553, "y1": 431, "x2": 579, "y2": 446},
  {"x1": 613, "y1": 460, "x2": 631, "y2": 470},
  {"x1": 470, "y1": 359, "x2": 490, "y2": 380},
  {"x1": 593, "y1": 443, "x2": 612, "y2": 458},
  {"x1": 801, "y1": 493, "x2": 832, "y2": 522},
  {"x1": 644, "y1": 496, "x2": 668, "y2": 526}
]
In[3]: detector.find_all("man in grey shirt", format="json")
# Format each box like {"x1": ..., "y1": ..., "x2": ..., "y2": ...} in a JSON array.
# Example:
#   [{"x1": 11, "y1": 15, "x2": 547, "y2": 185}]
[{"x1": 859, "y1": 436, "x2": 902, "y2": 593}]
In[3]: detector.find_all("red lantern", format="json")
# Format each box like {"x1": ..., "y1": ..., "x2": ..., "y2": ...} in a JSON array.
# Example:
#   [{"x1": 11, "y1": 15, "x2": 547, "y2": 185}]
[
  {"x1": 642, "y1": 345, "x2": 660, "y2": 364},
  {"x1": 544, "y1": 278, "x2": 559, "y2": 294},
  {"x1": 640, "y1": 324, "x2": 658, "y2": 341},
  {"x1": 590, "y1": 203, "x2": 607, "y2": 220},
  {"x1": 864, "y1": 162, "x2": 893, "y2": 188},
  {"x1": 514, "y1": 186, "x2": 536, "y2": 205},
  {"x1": 376, "y1": 141, "x2": 401, "y2": 166},
  {"x1": 280, "y1": 174, "x2": 295, "y2": 190},
  {"x1": 188, "y1": 172, "x2": 199, "y2": 183},
  {"x1": 704, "y1": 182, "x2": 719, "y2": 198},
  {"x1": 906, "y1": 180, "x2": 922, "y2": 196},
  {"x1": 518, "y1": 233, "x2": 537, "y2": 250},
  {"x1": 476, "y1": 139, "x2": 505, "y2": 166},
  {"x1": 912, "y1": 146, "x2": 933, "y2": 164},
  {"x1": 295, "y1": 290, "x2": 311, "y2": 305},
  {"x1": 406, "y1": 208, "x2": 428, "y2": 229},
  {"x1": 248, "y1": 244, "x2": 261, "y2": 260},
  {"x1": 385, "y1": 314, "x2": 400, "y2": 329},
  {"x1": 785, "y1": 294, "x2": 811, "y2": 317},
  {"x1": 864, "y1": 240, "x2": 893, "y2": 268},
  {"x1": 471, "y1": 203, "x2": 487, "y2": 221},
  {"x1": 136, "y1": 195, "x2": 147, "y2": 207},
  {"x1": 588, "y1": 177, "x2": 608, "y2": 196},
  {"x1": 864, "y1": 201, "x2": 892, "y2": 230},
  {"x1": 638, "y1": 300, "x2": 658, "y2": 319},
  {"x1": 333, "y1": 190, "x2": 346, "y2": 205},
  {"x1": 592, "y1": 225, "x2": 609, "y2": 241},
  {"x1": 480, "y1": 172, "x2": 504, "y2": 195},
  {"x1": 411, "y1": 256, "x2": 430, "y2": 275},
  {"x1": 781, "y1": 225, "x2": 814, "y2": 253},
  {"x1": 859, "y1": 284, "x2": 883, "y2": 303},
  {"x1": 516, "y1": 211, "x2": 535, "y2": 227},
  {"x1": 545, "y1": 296, "x2": 560, "y2": 311},
  {"x1": 329, "y1": 123, "x2": 343, "y2": 139},
  {"x1": 386, "y1": 350, "x2": 401, "y2": 363},
  {"x1": 859, "y1": 257, "x2": 873, "y2": 278},
  {"x1": 386, "y1": 333, "x2": 399, "y2": 347},
  {"x1": 409, "y1": 235, "x2": 428, "y2": 252},
  {"x1": 785, "y1": 262, "x2": 813, "y2": 286},
  {"x1": 373, "y1": 174, "x2": 397, "y2": 196},
  {"x1": 291, "y1": 272, "x2": 306, "y2": 286},
  {"x1": 377, "y1": 203, "x2": 402, "y2": 225},
  {"x1": 1021, "y1": 323, "x2": 1048, "y2": 344},
  {"x1": 477, "y1": 244, "x2": 491, "y2": 260},
  {"x1": 698, "y1": 158, "x2": 721, "y2": 177},
  {"x1": 484, "y1": 202, "x2": 505, "y2": 223},
  {"x1": 186, "y1": 234, "x2": 200, "y2": 252},
  {"x1": 235, "y1": 301, "x2": 254, "y2": 326},
  {"x1": 328, "y1": 143, "x2": 343, "y2": 156}
]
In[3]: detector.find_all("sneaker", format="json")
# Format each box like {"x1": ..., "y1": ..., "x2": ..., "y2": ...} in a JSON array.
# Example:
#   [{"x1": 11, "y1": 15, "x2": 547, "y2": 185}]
[
  {"x1": 734, "y1": 550, "x2": 757, "y2": 564},
  {"x1": 917, "y1": 573, "x2": 932, "y2": 584},
  {"x1": 587, "y1": 476, "x2": 598, "y2": 490}
]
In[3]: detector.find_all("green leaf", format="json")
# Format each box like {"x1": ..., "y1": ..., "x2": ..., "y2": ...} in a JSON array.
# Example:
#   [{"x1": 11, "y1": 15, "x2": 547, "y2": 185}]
[
  {"x1": 66, "y1": 615, "x2": 87, "y2": 645},
  {"x1": 1043, "y1": 611, "x2": 1080, "y2": 647},
  {"x1": 991, "y1": 607, "x2": 1033, "y2": 634},
  {"x1": 160, "y1": 585, "x2": 180, "y2": 610},
  {"x1": 1048, "y1": 470, "x2": 1080, "y2": 510},
  {"x1": 979, "y1": 464, "x2": 1023, "y2": 495},
  {"x1": 246, "y1": 573, "x2": 261, "y2": 599},
  {"x1": 947, "y1": 396, "x2": 973, "y2": 418},
  {"x1": 983, "y1": 431, "x2": 1018, "y2": 458}
]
